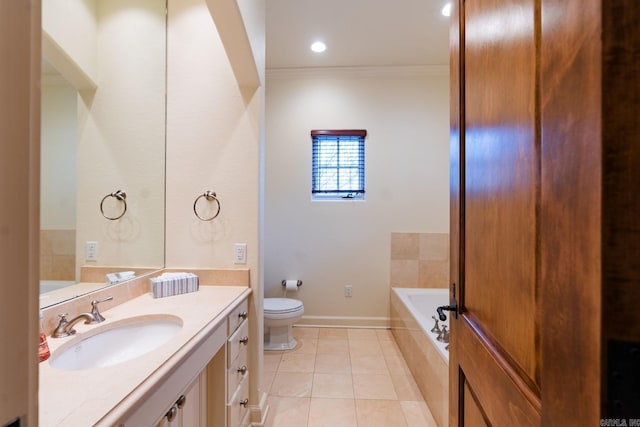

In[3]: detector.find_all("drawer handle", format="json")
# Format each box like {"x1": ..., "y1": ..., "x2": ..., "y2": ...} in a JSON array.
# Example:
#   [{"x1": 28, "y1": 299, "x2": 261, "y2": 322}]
[
  {"x1": 237, "y1": 365, "x2": 247, "y2": 375},
  {"x1": 240, "y1": 398, "x2": 249, "y2": 408},
  {"x1": 166, "y1": 405, "x2": 178, "y2": 422},
  {"x1": 176, "y1": 394, "x2": 186, "y2": 409},
  {"x1": 238, "y1": 311, "x2": 248, "y2": 320},
  {"x1": 239, "y1": 336, "x2": 249, "y2": 345}
]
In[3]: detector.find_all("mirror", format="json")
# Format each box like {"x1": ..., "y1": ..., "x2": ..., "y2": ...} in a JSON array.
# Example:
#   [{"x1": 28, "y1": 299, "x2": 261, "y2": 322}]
[{"x1": 40, "y1": 0, "x2": 166, "y2": 308}]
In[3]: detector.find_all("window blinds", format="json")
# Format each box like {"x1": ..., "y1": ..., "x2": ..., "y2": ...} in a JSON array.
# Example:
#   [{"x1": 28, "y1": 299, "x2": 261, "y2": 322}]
[{"x1": 311, "y1": 130, "x2": 366, "y2": 198}]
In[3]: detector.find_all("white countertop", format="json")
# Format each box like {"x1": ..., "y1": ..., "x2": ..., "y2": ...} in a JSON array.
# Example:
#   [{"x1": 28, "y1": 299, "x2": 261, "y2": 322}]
[{"x1": 39, "y1": 285, "x2": 251, "y2": 426}]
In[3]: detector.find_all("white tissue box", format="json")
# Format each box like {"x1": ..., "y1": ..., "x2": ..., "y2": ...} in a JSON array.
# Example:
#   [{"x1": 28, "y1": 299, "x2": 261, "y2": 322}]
[{"x1": 106, "y1": 271, "x2": 136, "y2": 285}]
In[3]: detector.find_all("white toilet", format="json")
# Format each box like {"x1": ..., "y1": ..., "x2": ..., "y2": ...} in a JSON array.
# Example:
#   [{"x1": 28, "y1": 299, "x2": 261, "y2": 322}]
[{"x1": 264, "y1": 297, "x2": 304, "y2": 351}]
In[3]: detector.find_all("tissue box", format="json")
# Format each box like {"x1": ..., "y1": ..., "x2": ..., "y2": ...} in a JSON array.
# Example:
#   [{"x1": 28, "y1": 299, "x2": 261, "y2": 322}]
[
  {"x1": 150, "y1": 272, "x2": 199, "y2": 298},
  {"x1": 106, "y1": 271, "x2": 136, "y2": 285}
]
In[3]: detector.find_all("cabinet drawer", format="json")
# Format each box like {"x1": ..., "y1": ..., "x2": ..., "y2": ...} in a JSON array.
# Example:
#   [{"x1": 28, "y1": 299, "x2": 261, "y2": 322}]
[
  {"x1": 227, "y1": 346, "x2": 248, "y2": 398},
  {"x1": 227, "y1": 376, "x2": 249, "y2": 427},
  {"x1": 228, "y1": 299, "x2": 249, "y2": 335},
  {"x1": 227, "y1": 319, "x2": 249, "y2": 366}
]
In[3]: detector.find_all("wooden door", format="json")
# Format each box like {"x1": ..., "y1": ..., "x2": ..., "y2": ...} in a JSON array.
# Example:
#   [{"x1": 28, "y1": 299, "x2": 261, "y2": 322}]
[
  {"x1": 449, "y1": 0, "x2": 629, "y2": 425},
  {"x1": 449, "y1": 0, "x2": 542, "y2": 424}
]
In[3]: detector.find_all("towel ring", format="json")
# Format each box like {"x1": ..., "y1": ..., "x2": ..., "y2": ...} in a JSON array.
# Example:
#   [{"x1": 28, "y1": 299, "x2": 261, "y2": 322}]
[
  {"x1": 193, "y1": 191, "x2": 221, "y2": 221},
  {"x1": 100, "y1": 190, "x2": 127, "y2": 220}
]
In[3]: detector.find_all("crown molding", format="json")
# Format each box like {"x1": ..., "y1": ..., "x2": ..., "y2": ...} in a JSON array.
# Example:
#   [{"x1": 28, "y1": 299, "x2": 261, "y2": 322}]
[{"x1": 266, "y1": 64, "x2": 449, "y2": 80}]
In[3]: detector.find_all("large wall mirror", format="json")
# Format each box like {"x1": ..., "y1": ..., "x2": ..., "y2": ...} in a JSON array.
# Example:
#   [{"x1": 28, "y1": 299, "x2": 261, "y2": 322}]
[{"x1": 40, "y1": 0, "x2": 166, "y2": 308}]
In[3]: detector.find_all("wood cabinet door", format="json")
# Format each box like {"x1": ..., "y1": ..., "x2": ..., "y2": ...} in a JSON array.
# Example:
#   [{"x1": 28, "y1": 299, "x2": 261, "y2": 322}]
[{"x1": 449, "y1": 0, "x2": 542, "y2": 424}]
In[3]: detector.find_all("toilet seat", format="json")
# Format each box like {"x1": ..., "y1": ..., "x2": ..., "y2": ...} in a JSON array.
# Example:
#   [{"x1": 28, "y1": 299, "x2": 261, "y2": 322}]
[{"x1": 264, "y1": 298, "x2": 303, "y2": 315}]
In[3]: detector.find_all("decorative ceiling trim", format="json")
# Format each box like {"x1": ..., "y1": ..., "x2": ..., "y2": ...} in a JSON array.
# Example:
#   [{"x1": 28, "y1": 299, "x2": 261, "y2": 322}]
[{"x1": 266, "y1": 65, "x2": 449, "y2": 80}]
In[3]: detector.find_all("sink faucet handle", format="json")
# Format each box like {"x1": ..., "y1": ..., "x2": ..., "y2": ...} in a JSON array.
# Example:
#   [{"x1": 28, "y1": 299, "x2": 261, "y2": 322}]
[
  {"x1": 57, "y1": 313, "x2": 69, "y2": 325},
  {"x1": 89, "y1": 296, "x2": 113, "y2": 323},
  {"x1": 92, "y1": 296, "x2": 114, "y2": 305}
]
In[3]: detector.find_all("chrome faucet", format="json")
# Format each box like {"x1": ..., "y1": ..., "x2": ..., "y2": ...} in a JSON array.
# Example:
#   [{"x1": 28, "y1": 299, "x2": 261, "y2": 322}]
[
  {"x1": 89, "y1": 296, "x2": 114, "y2": 323},
  {"x1": 51, "y1": 296, "x2": 114, "y2": 338},
  {"x1": 430, "y1": 316, "x2": 441, "y2": 334},
  {"x1": 52, "y1": 313, "x2": 95, "y2": 338},
  {"x1": 437, "y1": 325, "x2": 449, "y2": 343}
]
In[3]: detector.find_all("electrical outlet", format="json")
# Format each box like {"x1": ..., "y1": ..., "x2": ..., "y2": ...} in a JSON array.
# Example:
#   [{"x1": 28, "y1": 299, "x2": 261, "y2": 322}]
[
  {"x1": 85, "y1": 241, "x2": 98, "y2": 261},
  {"x1": 344, "y1": 285, "x2": 353, "y2": 298},
  {"x1": 234, "y1": 243, "x2": 247, "y2": 264}
]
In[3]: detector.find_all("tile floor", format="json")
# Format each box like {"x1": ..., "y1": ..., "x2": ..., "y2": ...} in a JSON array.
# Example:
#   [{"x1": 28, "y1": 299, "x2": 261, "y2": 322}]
[{"x1": 263, "y1": 327, "x2": 438, "y2": 427}]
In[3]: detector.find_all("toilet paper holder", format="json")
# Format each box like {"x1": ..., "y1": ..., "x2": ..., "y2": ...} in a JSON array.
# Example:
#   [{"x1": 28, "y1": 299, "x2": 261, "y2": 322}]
[{"x1": 281, "y1": 280, "x2": 302, "y2": 287}]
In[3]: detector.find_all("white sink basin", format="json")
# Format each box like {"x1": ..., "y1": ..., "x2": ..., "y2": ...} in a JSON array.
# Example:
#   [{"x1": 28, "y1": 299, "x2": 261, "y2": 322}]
[{"x1": 49, "y1": 314, "x2": 183, "y2": 371}]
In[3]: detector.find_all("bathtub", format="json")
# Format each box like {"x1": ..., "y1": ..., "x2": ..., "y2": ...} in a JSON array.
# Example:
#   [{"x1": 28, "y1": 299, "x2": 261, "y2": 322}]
[
  {"x1": 40, "y1": 280, "x2": 76, "y2": 293},
  {"x1": 391, "y1": 287, "x2": 449, "y2": 426}
]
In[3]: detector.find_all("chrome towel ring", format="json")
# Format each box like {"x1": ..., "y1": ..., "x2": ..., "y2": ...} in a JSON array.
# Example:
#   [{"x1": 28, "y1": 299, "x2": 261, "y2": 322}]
[
  {"x1": 193, "y1": 191, "x2": 221, "y2": 221},
  {"x1": 100, "y1": 190, "x2": 127, "y2": 220}
]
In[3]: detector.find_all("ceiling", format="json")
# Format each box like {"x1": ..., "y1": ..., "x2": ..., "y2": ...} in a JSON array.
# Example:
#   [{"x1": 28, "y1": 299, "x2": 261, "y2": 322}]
[{"x1": 266, "y1": 0, "x2": 450, "y2": 69}]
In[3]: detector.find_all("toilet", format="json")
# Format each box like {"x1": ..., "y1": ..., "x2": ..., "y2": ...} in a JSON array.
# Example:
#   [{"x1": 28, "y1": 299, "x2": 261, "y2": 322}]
[{"x1": 264, "y1": 297, "x2": 304, "y2": 351}]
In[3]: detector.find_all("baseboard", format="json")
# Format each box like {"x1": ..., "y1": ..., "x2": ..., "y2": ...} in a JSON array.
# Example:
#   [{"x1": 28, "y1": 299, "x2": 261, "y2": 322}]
[
  {"x1": 249, "y1": 390, "x2": 269, "y2": 426},
  {"x1": 295, "y1": 315, "x2": 390, "y2": 329}
]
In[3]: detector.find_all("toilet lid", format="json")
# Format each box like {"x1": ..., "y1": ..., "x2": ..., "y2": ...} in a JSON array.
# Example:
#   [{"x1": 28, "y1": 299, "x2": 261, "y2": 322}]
[{"x1": 264, "y1": 298, "x2": 303, "y2": 314}]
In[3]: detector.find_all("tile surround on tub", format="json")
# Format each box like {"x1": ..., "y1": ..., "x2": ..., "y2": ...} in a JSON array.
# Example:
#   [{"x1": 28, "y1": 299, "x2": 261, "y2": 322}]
[
  {"x1": 391, "y1": 233, "x2": 449, "y2": 289},
  {"x1": 390, "y1": 290, "x2": 448, "y2": 426},
  {"x1": 40, "y1": 229, "x2": 75, "y2": 280}
]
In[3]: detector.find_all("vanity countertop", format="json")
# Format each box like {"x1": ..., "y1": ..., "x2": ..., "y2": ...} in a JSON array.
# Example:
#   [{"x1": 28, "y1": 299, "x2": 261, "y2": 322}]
[{"x1": 39, "y1": 285, "x2": 251, "y2": 426}]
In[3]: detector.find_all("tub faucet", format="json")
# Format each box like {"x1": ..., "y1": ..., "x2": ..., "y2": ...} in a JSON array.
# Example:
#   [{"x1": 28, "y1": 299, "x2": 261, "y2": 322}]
[
  {"x1": 437, "y1": 325, "x2": 449, "y2": 343},
  {"x1": 52, "y1": 313, "x2": 95, "y2": 338},
  {"x1": 430, "y1": 316, "x2": 441, "y2": 334}
]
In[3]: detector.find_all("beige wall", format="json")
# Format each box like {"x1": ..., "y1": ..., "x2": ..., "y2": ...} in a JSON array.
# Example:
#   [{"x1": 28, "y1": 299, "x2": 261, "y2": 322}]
[
  {"x1": 40, "y1": 80, "x2": 78, "y2": 281},
  {"x1": 2, "y1": 0, "x2": 264, "y2": 424},
  {"x1": 165, "y1": 0, "x2": 260, "y2": 273},
  {"x1": 167, "y1": 0, "x2": 265, "y2": 420},
  {"x1": 265, "y1": 67, "x2": 449, "y2": 326},
  {"x1": 75, "y1": 0, "x2": 166, "y2": 272},
  {"x1": 43, "y1": 1, "x2": 167, "y2": 273}
]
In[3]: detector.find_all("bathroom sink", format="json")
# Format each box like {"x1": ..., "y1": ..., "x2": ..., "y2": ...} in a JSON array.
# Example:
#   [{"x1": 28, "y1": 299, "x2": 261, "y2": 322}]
[{"x1": 49, "y1": 314, "x2": 183, "y2": 371}]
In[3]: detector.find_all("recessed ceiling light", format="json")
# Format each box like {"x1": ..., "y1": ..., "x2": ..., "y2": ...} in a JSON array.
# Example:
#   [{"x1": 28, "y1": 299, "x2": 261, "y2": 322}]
[
  {"x1": 310, "y1": 41, "x2": 327, "y2": 53},
  {"x1": 441, "y1": 2, "x2": 452, "y2": 17}
]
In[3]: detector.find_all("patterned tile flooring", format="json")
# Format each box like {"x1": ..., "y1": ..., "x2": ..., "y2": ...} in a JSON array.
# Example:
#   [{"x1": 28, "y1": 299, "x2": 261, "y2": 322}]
[{"x1": 263, "y1": 327, "x2": 438, "y2": 427}]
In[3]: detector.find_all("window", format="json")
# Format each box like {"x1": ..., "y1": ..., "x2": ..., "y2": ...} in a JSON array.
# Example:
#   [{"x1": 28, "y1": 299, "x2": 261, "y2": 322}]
[{"x1": 311, "y1": 129, "x2": 366, "y2": 200}]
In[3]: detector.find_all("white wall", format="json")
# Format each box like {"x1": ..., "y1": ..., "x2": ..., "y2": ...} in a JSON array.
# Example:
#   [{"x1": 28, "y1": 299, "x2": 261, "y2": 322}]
[
  {"x1": 42, "y1": 0, "x2": 98, "y2": 81},
  {"x1": 41, "y1": 81, "x2": 77, "y2": 230},
  {"x1": 265, "y1": 67, "x2": 449, "y2": 325}
]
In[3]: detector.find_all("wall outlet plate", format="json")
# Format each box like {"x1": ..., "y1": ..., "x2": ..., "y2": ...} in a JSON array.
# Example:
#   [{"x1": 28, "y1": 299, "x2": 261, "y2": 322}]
[
  {"x1": 234, "y1": 243, "x2": 247, "y2": 264},
  {"x1": 344, "y1": 285, "x2": 353, "y2": 297},
  {"x1": 85, "y1": 241, "x2": 98, "y2": 261}
]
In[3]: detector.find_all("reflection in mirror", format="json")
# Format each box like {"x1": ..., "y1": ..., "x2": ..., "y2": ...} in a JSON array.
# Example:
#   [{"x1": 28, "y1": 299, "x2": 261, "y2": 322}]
[{"x1": 40, "y1": 0, "x2": 166, "y2": 308}]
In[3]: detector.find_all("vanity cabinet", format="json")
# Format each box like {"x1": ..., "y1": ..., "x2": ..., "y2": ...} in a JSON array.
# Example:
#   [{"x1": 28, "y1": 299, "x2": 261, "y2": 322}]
[
  {"x1": 118, "y1": 318, "x2": 226, "y2": 427},
  {"x1": 117, "y1": 295, "x2": 250, "y2": 427},
  {"x1": 227, "y1": 318, "x2": 250, "y2": 427},
  {"x1": 207, "y1": 300, "x2": 250, "y2": 427}
]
